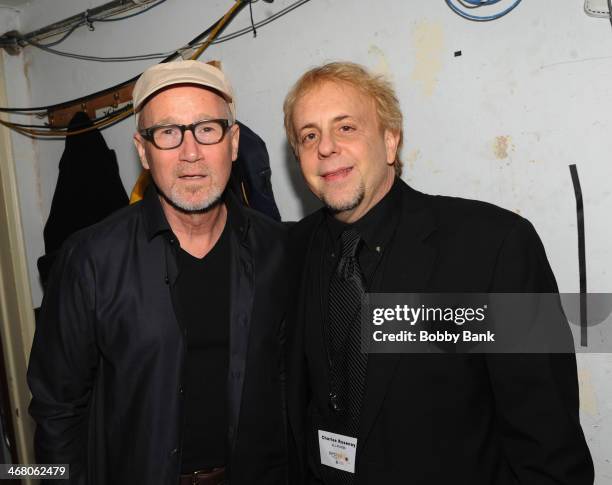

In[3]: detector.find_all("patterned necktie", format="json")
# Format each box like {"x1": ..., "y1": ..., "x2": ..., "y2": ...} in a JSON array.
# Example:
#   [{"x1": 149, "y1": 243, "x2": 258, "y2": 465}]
[{"x1": 328, "y1": 229, "x2": 368, "y2": 438}]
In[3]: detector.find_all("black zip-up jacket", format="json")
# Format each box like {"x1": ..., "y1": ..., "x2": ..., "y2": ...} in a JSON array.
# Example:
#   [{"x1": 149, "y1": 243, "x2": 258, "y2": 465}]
[{"x1": 28, "y1": 185, "x2": 292, "y2": 485}]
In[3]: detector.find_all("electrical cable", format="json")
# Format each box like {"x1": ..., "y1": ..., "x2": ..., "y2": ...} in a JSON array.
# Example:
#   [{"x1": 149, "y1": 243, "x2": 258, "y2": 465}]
[
  {"x1": 23, "y1": 40, "x2": 178, "y2": 62},
  {"x1": 0, "y1": 103, "x2": 133, "y2": 137},
  {"x1": 17, "y1": 0, "x2": 310, "y2": 62},
  {"x1": 158, "y1": 4, "x2": 242, "y2": 63},
  {"x1": 0, "y1": 0, "x2": 246, "y2": 137},
  {"x1": 91, "y1": 0, "x2": 168, "y2": 22},
  {"x1": 30, "y1": 23, "x2": 82, "y2": 48},
  {"x1": 0, "y1": 103, "x2": 133, "y2": 129},
  {"x1": 0, "y1": 0, "x2": 169, "y2": 49},
  {"x1": 0, "y1": 0, "x2": 311, "y2": 136},
  {"x1": 187, "y1": 0, "x2": 245, "y2": 60},
  {"x1": 445, "y1": 0, "x2": 522, "y2": 21},
  {"x1": 19, "y1": 2, "x2": 241, "y2": 62},
  {"x1": 1, "y1": 20, "x2": 220, "y2": 113},
  {"x1": 456, "y1": 0, "x2": 483, "y2": 9},
  {"x1": 249, "y1": 0, "x2": 258, "y2": 37},
  {"x1": 2, "y1": 0, "x2": 308, "y2": 111},
  {"x1": 0, "y1": 107, "x2": 48, "y2": 115},
  {"x1": 456, "y1": 0, "x2": 505, "y2": 5},
  {"x1": 0, "y1": 74, "x2": 140, "y2": 114},
  {"x1": 0, "y1": 17, "x2": 220, "y2": 112},
  {"x1": 2, "y1": 105, "x2": 132, "y2": 132},
  {"x1": 212, "y1": 0, "x2": 311, "y2": 45}
]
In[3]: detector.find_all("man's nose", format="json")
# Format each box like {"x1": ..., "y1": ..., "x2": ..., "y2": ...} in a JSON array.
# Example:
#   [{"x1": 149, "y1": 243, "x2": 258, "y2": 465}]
[
  {"x1": 179, "y1": 130, "x2": 201, "y2": 162},
  {"x1": 317, "y1": 130, "x2": 338, "y2": 158}
]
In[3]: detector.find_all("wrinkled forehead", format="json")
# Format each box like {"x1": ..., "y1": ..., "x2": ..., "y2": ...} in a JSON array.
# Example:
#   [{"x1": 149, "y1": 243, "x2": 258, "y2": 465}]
[{"x1": 136, "y1": 83, "x2": 232, "y2": 127}]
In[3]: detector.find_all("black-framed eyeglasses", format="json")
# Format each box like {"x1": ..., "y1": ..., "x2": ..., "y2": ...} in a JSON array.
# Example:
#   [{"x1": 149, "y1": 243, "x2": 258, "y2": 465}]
[{"x1": 139, "y1": 118, "x2": 232, "y2": 150}]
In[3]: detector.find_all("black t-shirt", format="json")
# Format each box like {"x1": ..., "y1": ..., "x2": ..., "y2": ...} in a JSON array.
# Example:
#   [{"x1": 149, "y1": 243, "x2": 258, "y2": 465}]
[{"x1": 178, "y1": 222, "x2": 230, "y2": 473}]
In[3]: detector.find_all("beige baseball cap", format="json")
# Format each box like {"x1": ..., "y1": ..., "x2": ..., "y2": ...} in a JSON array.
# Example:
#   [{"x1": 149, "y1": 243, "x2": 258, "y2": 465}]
[{"x1": 132, "y1": 60, "x2": 236, "y2": 121}]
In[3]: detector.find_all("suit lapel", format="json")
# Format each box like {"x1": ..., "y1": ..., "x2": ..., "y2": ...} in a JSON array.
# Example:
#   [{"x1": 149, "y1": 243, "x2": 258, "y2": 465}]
[{"x1": 359, "y1": 182, "x2": 437, "y2": 449}]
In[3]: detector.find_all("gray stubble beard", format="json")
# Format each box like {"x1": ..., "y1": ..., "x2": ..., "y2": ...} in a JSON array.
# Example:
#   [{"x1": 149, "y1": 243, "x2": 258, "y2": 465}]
[
  {"x1": 159, "y1": 181, "x2": 224, "y2": 214},
  {"x1": 322, "y1": 180, "x2": 365, "y2": 215}
]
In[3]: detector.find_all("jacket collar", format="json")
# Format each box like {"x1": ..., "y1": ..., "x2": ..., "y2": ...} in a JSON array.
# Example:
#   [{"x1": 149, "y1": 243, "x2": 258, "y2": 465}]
[
  {"x1": 394, "y1": 178, "x2": 437, "y2": 244},
  {"x1": 225, "y1": 186, "x2": 251, "y2": 246},
  {"x1": 142, "y1": 183, "x2": 172, "y2": 241}
]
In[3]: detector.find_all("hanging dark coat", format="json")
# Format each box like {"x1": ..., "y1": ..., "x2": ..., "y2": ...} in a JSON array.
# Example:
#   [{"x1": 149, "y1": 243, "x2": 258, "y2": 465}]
[
  {"x1": 38, "y1": 112, "x2": 129, "y2": 288},
  {"x1": 229, "y1": 121, "x2": 281, "y2": 221}
]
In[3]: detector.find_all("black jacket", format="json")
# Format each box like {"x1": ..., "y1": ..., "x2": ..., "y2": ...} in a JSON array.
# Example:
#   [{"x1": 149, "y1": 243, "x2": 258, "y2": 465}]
[
  {"x1": 288, "y1": 179, "x2": 593, "y2": 485},
  {"x1": 28, "y1": 185, "x2": 291, "y2": 485}
]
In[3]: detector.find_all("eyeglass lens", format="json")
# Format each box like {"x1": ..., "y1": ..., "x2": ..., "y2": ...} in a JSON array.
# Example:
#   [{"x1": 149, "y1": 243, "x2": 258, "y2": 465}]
[{"x1": 152, "y1": 120, "x2": 226, "y2": 149}]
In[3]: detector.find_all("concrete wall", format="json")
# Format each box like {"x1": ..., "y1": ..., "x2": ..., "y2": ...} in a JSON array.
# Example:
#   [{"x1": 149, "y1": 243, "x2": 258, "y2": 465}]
[
  {"x1": 0, "y1": 5, "x2": 19, "y2": 35},
  {"x1": 1, "y1": 0, "x2": 611, "y2": 481}
]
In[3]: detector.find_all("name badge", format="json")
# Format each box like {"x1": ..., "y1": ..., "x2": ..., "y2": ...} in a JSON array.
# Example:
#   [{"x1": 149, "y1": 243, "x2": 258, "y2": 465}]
[{"x1": 318, "y1": 429, "x2": 357, "y2": 473}]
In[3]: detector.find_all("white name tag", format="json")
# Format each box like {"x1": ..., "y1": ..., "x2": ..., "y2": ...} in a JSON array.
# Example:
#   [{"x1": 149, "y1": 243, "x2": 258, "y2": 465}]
[{"x1": 318, "y1": 429, "x2": 357, "y2": 473}]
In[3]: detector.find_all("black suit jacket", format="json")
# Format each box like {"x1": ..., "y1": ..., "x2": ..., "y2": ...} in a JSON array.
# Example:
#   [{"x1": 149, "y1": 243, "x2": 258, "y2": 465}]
[
  {"x1": 28, "y1": 186, "x2": 290, "y2": 485},
  {"x1": 288, "y1": 179, "x2": 593, "y2": 485}
]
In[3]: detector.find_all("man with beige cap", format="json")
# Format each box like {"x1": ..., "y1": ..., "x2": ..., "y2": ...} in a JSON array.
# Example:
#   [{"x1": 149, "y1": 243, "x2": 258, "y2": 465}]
[{"x1": 28, "y1": 60, "x2": 291, "y2": 485}]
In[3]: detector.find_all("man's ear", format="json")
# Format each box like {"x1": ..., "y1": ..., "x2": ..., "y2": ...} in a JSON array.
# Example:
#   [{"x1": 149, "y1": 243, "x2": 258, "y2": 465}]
[
  {"x1": 230, "y1": 122, "x2": 240, "y2": 162},
  {"x1": 384, "y1": 129, "x2": 401, "y2": 165},
  {"x1": 133, "y1": 132, "x2": 150, "y2": 170}
]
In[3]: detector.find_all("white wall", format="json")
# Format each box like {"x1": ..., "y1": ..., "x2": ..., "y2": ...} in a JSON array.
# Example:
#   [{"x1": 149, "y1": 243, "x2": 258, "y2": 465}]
[
  {"x1": 1, "y1": 4, "x2": 46, "y2": 308},
  {"x1": 2, "y1": 0, "x2": 611, "y2": 481},
  {"x1": 0, "y1": 5, "x2": 19, "y2": 34}
]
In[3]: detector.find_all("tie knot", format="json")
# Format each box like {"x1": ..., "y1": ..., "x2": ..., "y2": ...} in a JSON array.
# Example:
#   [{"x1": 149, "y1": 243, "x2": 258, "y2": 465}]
[{"x1": 340, "y1": 229, "x2": 361, "y2": 258}]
